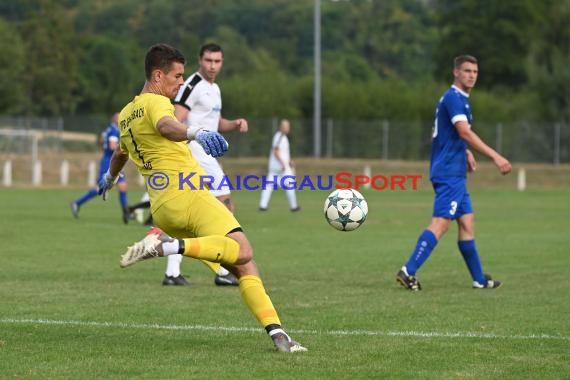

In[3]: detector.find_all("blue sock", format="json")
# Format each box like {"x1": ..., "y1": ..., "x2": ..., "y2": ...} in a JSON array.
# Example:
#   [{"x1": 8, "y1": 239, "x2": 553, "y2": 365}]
[
  {"x1": 75, "y1": 188, "x2": 98, "y2": 206},
  {"x1": 405, "y1": 229, "x2": 438, "y2": 275},
  {"x1": 458, "y1": 240, "x2": 486, "y2": 284},
  {"x1": 119, "y1": 191, "x2": 128, "y2": 210}
]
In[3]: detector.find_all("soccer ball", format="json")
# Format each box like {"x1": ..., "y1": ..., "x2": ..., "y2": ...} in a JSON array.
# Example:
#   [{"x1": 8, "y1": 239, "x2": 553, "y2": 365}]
[{"x1": 323, "y1": 188, "x2": 368, "y2": 231}]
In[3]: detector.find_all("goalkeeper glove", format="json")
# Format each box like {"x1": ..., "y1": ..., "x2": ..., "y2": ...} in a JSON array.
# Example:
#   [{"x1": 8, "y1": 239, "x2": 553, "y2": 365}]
[
  {"x1": 98, "y1": 170, "x2": 120, "y2": 201},
  {"x1": 194, "y1": 130, "x2": 229, "y2": 158}
]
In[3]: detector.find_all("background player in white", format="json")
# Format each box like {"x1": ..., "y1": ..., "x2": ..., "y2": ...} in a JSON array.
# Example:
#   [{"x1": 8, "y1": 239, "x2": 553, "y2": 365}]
[
  {"x1": 259, "y1": 119, "x2": 300, "y2": 212},
  {"x1": 396, "y1": 55, "x2": 511, "y2": 291},
  {"x1": 166, "y1": 43, "x2": 247, "y2": 286}
]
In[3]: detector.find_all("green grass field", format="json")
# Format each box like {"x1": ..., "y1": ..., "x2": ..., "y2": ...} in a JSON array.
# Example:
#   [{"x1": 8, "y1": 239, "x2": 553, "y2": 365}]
[{"x1": 1, "y1": 187, "x2": 569, "y2": 379}]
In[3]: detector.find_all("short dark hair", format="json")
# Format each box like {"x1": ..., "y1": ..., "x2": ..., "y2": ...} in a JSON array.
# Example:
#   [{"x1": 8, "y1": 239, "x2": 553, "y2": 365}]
[
  {"x1": 199, "y1": 43, "x2": 223, "y2": 58},
  {"x1": 454, "y1": 55, "x2": 478, "y2": 69},
  {"x1": 145, "y1": 43, "x2": 186, "y2": 80}
]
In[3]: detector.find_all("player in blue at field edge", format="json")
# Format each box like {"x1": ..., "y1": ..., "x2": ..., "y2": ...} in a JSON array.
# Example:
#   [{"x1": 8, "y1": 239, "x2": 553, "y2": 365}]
[
  {"x1": 70, "y1": 112, "x2": 129, "y2": 223},
  {"x1": 397, "y1": 55, "x2": 512, "y2": 291}
]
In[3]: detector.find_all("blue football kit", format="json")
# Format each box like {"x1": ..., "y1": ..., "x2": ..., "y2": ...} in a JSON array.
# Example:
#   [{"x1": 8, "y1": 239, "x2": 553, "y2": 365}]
[
  {"x1": 72, "y1": 120, "x2": 127, "y2": 215},
  {"x1": 430, "y1": 85, "x2": 473, "y2": 219},
  {"x1": 99, "y1": 123, "x2": 125, "y2": 184},
  {"x1": 401, "y1": 84, "x2": 488, "y2": 286}
]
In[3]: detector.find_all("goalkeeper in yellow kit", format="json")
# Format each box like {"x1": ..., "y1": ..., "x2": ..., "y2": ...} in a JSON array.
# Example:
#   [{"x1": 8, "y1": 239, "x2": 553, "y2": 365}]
[{"x1": 98, "y1": 43, "x2": 306, "y2": 353}]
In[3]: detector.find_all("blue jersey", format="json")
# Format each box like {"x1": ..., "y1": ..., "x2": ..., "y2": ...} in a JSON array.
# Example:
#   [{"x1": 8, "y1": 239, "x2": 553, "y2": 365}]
[
  {"x1": 429, "y1": 85, "x2": 472, "y2": 180},
  {"x1": 99, "y1": 122, "x2": 120, "y2": 174}
]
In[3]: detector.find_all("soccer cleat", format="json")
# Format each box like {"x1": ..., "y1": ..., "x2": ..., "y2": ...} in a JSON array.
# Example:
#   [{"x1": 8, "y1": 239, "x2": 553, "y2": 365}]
[
  {"x1": 120, "y1": 227, "x2": 173, "y2": 268},
  {"x1": 70, "y1": 202, "x2": 80, "y2": 218},
  {"x1": 162, "y1": 274, "x2": 190, "y2": 286},
  {"x1": 396, "y1": 267, "x2": 422, "y2": 291},
  {"x1": 473, "y1": 274, "x2": 502, "y2": 289},
  {"x1": 290, "y1": 206, "x2": 301, "y2": 212},
  {"x1": 271, "y1": 332, "x2": 308, "y2": 353},
  {"x1": 259, "y1": 207, "x2": 268, "y2": 212},
  {"x1": 214, "y1": 273, "x2": 239, "y2": 286}
]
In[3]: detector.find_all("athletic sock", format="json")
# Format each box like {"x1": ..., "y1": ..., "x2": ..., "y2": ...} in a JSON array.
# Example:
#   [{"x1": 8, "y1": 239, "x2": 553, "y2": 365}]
[
  {"x1": 286, "y1": 189, "x2": 298, "y2": 209},
  {"x1": 182, "y1": 235, "x2": 240, "y2": 265},
  {"x1": 239, "y1": 275, "x2": 281, "y2": 327},
  {"x1": 199, "y1": 260, "x2": 223, "y2": 275},
  {"x1": 119, "y1": 191, "x2": 128, "y2": 210},
  {"x1": 458, "y1": 239, "x2": 486, "y2": 284},
  {"x1": 266, "y1": 325, "x2": 284, "y2": 335},
  {"x1": 217, "y1": 266, "x2": 230, "y2": 276},
  {"x1": 75, "y1": 188, "x2": 98, "y2": 206},
  {"x1": 165, "y1": 254, "x2": 182, "y2": 277},
  {"x1": 405, "y1": 229, "x2": 438, "y2": 275}
]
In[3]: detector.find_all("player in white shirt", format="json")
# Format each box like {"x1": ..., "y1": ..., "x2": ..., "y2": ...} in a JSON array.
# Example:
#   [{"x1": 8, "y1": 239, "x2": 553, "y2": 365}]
[
  {"x1": 259, "y1": 119, "x2": 300, "y2": 212},
  {"x1": 168, "y1": 43, "x2": 248, "y2": 286}
]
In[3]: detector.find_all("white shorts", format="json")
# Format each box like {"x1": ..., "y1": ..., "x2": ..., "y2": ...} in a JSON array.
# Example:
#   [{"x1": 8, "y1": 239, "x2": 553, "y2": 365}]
[
  {"x1": 189, "y1": 140, "x2": 230, "y2": 197},
  {"x1": 266, "y1": 166, "x2": 296, "y2": 189}
]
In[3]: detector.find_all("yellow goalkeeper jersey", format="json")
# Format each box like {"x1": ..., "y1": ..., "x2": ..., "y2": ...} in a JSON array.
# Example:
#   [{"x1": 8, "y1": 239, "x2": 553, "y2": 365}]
[{"x1": 118, "y1": 92, "x2": 206, "y2": 211}]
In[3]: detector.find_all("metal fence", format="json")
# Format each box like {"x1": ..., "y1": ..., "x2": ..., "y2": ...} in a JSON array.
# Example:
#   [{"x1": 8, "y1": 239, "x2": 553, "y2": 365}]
[{"x1": 0, "y1": 116, "x2": 568, "y2": 164}]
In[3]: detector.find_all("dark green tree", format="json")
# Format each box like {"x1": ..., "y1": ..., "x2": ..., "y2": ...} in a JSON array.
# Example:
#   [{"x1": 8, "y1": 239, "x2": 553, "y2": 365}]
[
  {"x1": 0, "y1": 19, "x2": 27, "y2": 114},
  {"x1": 433, "y1": 0, "x2": 535, "y2": 89},
  {"x1": 324, "y1": 0, "x2": 436, "y2": 81},
  {"x1": 76, "y1": 35, "x2": 142, "y2": 114},
  {"x1": 18, "y1": 0, "x2": 80, "y2": 115},
  {"x1": 526, "y1": 0, "x2": 570, "y2": 123}
]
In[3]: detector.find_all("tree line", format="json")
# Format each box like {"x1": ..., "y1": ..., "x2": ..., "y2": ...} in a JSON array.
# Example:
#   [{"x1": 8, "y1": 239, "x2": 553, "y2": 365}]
[{"x1": 0, "y1": 0, "x2": 568, "y2": 127}]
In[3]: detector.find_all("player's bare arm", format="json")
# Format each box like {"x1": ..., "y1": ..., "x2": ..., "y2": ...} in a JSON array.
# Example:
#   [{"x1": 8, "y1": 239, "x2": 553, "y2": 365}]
[
  {"x1": 108, "y1": 149, "x2": 129, "y2": 179},
  {"x1": 156, "y1": 116, "x2": 191, "y2": 141},
  {"x1": 466, "y1": 149, "x2": 477, "y2": 172},
  {"x1": 455, "y1": 121, "x2": 512, "y2": 175},
  {"x1": 157, "y1": 115, "x2": 229, "y2": 158},
  {"x1": 219, "y1": 117, "x2": 248, "y2": 133},
  {"x1": 174, "y1": 104, "x2": 189, "y2": 124},
  {"x1": 108, "y1": 139, "x2": 119, "y2": 151}
]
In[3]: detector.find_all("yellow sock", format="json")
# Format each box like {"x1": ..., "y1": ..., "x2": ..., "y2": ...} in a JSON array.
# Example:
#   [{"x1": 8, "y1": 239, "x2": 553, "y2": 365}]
[
  {"x1": 182, "y1": 235, "x2": 240, "y2": 265},
  {"x1": 239, "y1": 275, "x2": 281, "y2": 327},
  {"x1": 200, "y1": 260, "x2": 221, "y2": 274}
]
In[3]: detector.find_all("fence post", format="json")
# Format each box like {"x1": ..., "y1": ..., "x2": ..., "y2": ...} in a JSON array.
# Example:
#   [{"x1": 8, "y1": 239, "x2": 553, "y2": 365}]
[
  {"x1": 363, "y1": 165, "x2": 371, "y2": 189},
  {"x1": 32, "y1": 160, "x2": 42, "y2": 186},
  {"x1": 496, "y1": 123, "x2": 503, "y2": 153},
  {"x1": 60, "y1": 160, "x2": 69, "y2": 186},
  {"x1": 87, "y1": 161, "x2": 96, "y2": 186},
  {"x1": 517, "y1": 168, "x2": 526, "y2": 192},
  {"x1": 3, "y1": 160, "x2": 12, "y2": 187},
  {"x1": 554, "y1": 123, "x2": 561, "y2": 165},
  {"x1": 382, "y1": 120, "x2": 389, "y2": 160}
]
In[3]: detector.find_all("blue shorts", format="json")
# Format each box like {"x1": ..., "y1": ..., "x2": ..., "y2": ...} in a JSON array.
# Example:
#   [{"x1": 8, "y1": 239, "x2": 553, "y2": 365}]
[
  {"x1": 99, "y1": 157, "x2": 126, "y2": 184},
  {"x1": 431, "y1": 178, "x2": 472, "y2": 219}
]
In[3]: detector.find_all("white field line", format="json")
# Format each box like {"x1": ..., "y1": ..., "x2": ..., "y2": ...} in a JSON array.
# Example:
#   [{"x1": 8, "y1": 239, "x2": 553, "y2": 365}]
[{"x1": 1, "y1": 317, "x2": 568, "y2": 341}]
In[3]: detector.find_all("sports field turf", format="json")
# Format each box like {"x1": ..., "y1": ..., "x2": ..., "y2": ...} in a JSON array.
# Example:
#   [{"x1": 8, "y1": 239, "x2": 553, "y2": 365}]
[{"x1": 1, "y1": 186, "x2": 568, "y2": 379}]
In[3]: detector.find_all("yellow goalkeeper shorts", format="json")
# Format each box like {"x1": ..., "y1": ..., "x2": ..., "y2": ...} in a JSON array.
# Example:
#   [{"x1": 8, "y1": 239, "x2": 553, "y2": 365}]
[{"x1": 152, "y1": 189, "x2": 241, "y2": 239}]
